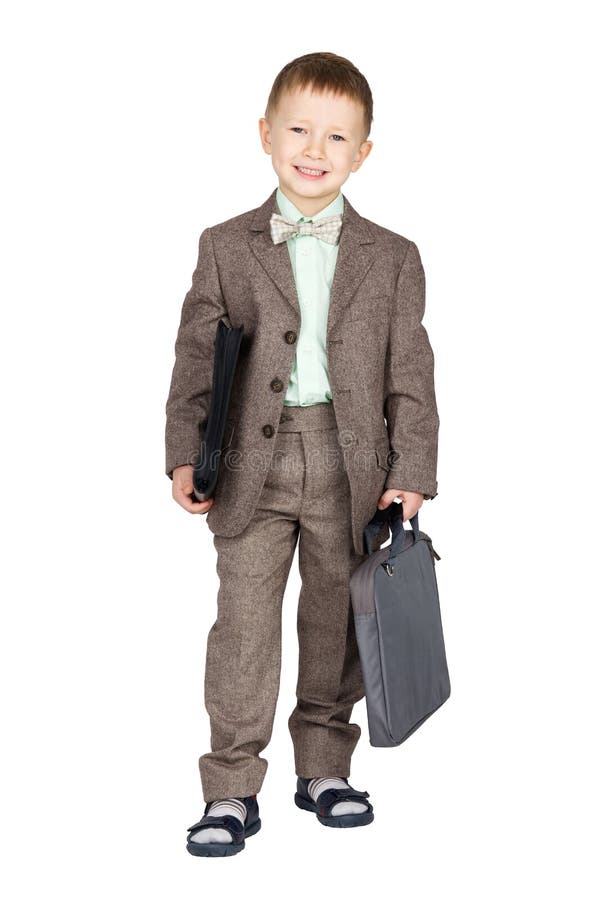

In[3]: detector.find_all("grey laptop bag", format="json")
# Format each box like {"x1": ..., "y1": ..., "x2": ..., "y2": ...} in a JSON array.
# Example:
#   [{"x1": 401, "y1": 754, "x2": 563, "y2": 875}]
[{"x1": 350, "y1": 500, "x2": 450, "y2": 747}]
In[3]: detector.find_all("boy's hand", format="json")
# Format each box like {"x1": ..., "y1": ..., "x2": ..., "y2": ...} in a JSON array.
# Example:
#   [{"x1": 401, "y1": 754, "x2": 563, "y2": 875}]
[
  {"x1": 377, "y1": 489, "x2": 424, "y2": 521},
  {"x1": 172, "y1": 465, "x2": 214, "y2": 514}
]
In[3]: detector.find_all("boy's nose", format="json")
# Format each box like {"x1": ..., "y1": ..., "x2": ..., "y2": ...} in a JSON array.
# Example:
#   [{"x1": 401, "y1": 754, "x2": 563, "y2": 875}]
[{"x1": 303, "y1": 145, "x2": 327, "y2": 158}]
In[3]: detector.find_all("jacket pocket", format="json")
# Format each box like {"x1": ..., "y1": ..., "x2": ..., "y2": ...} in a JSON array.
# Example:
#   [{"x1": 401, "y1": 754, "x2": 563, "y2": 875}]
[
  {"x1": 375, "y1": 445, "x2": 391, "y2": 471},
  {"x1": 345, "y1": 295, "x2": 391, "y2": 323}
]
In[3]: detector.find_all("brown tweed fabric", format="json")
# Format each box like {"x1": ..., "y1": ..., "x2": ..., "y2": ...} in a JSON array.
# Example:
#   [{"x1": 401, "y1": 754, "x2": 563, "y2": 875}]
[
  {"x1": 164, "y1": 187, "x2": 439, "y2": 557},
  {"x1": 199, "y1": 403, "x2": 369, "y2": 801}
]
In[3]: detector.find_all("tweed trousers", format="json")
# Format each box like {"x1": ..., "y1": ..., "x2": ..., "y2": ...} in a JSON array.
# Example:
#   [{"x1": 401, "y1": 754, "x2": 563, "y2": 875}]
[{"x1": 199, "y1": 402, "x2": 368, "y2": 802}]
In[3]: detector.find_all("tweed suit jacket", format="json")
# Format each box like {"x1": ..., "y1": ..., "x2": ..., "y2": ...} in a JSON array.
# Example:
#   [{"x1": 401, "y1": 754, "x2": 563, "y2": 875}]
[{"x1": 165, "y1": 187, "x2": 439, "y2": 556}]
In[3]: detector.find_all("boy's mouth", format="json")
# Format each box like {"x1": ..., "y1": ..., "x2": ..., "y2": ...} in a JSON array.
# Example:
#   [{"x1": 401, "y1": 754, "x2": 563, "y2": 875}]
[{"x1": 294, "y1": 165, "x2": 328, "y2": 180}]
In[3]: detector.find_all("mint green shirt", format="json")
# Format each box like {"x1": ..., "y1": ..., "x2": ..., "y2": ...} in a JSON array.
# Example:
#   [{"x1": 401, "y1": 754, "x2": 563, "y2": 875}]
[{"x1": 275, "y1": 186, "x2": 344, "y2": 406}]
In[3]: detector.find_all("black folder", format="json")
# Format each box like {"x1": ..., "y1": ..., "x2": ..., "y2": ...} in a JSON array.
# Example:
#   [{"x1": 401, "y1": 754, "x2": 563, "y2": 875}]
[{"x1": 193, "y1": 318, "x2": 244, "y2": 502}]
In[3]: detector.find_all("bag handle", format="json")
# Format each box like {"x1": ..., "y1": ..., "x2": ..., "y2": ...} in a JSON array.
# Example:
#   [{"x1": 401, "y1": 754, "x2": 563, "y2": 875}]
[
  {"x1": 363, "y1": 500, "x2": 419, "y2": 558},
  {"x1": 387, "y1": 503, "x2": 419, "y2": 560}
]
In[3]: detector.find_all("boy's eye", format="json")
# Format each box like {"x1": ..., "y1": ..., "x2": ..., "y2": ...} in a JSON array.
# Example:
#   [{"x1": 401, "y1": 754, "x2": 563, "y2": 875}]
[{"x1": 290, "y1": 127, "x2": 345, "y2": 141}]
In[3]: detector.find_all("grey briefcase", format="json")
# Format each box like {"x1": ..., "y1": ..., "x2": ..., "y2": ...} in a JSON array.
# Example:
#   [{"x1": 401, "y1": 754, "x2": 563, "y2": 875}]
[{"x1": 350, "y1": 500, "x2": 451, "y2": 747}]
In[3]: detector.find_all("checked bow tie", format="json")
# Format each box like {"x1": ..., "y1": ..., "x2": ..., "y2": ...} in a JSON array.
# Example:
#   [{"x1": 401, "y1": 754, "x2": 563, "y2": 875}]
[{"x1": 270, "y1": 212, "x2": 343, "y2": 246}]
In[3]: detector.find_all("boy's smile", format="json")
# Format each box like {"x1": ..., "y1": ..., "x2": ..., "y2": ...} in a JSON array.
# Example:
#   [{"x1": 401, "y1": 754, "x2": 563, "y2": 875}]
[
  {"x1": 294, "y1": 164, "x2": 329, "y2": 179},
  {"x1": 259, "y1": 85, "x2": 373, "y2": 218}
]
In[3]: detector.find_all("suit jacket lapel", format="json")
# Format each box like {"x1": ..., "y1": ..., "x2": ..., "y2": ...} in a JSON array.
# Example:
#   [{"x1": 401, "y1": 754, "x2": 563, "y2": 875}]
[{"x1": 249, "y1": 187, "x2": 376, "y2": 336}]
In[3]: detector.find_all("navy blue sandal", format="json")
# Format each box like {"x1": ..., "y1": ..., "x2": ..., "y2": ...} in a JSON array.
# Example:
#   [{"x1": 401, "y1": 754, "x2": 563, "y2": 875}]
[
  {"x1": 294, "y1": 776, "x2": 374, "y2": 828},
  {"x1": 186, "y1": 795, "x2": 261, "y2": 857}
]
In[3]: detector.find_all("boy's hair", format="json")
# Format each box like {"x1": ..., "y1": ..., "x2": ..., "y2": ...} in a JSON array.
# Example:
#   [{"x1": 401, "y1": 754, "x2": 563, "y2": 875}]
[{"x1": 265, "y1": 51, "x2": 373, "y2": 142}]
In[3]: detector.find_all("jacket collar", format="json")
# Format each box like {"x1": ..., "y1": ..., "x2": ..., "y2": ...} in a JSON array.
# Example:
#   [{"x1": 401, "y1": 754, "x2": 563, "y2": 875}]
[{"x1": 248, "y1": 187, "x2": 376, "y2": 335}]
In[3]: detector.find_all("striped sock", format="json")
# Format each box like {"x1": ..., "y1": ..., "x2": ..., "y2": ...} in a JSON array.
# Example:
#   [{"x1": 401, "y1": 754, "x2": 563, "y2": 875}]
[
  {"x1": 190, "y1": 798, "x2": 247, "y2": 845},
  {"x1": 307, "y1": 777, "x2": 369, "y2": 815}
]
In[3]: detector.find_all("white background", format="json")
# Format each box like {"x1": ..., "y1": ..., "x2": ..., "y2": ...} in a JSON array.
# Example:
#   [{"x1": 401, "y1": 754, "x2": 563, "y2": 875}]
[{"x1": 1, "y1": 0, "x2": 598, "y2": 895}]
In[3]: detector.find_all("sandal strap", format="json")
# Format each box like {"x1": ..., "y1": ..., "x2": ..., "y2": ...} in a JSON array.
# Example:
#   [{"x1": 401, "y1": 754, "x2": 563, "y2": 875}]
[
  {"x1": 187, "y1": 814, "x2": 245, "y2": 843},
  {"x1": 316, "y1": 786, "x2": 371, "y2": 818}
]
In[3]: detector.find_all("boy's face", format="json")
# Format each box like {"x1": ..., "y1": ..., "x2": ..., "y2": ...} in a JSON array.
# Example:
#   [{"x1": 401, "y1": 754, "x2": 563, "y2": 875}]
[{"x1": 259, "y1": 85, "x2": 373, "y2": 215}]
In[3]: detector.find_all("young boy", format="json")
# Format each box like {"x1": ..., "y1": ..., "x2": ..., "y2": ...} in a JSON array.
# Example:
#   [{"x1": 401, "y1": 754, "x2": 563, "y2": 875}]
[{"x1": 165, "y1": 51, "x2": 439, "y2": 857}]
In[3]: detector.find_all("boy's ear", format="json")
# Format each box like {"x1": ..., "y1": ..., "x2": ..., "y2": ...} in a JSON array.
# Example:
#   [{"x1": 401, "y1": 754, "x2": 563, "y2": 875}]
[
  {"x1": 360, "y1": 140, "x2": 374, "y2": 158},
  {"x1": 353, "y1": 140, "x2": 373, "y2": 172},
  {"x1": 258, "y1": 117, "x2": 272, "y2": 153}
]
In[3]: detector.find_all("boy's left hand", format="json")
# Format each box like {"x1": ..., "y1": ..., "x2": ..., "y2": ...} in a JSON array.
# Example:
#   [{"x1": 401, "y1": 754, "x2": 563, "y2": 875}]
[{"x1": 377, "y1": 489, "x2": 424, "y2": 521}]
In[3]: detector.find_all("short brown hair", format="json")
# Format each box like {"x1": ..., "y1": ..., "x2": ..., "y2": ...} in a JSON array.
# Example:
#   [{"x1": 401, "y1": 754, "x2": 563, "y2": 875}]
[{"x1": 265, "y1": 51, "x2": 373, "y2": 142}]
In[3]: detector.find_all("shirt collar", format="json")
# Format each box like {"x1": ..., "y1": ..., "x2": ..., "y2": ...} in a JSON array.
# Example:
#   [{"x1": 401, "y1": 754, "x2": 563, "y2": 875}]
[{"x1": 276, "y1": 186, "x2": 344, "y2": 222}]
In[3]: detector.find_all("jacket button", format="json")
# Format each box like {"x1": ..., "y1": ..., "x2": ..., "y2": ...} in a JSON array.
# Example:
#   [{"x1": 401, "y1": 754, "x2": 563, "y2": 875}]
[
  {"x1": 285, "y1": 330, "x2": 297, "y2": 344},
  {"x1": 271, "y1": 378, "x2": 284, "y2": 392},
  {"x1": 263, "y1": 424, "x2": 275, "y2": 437}
]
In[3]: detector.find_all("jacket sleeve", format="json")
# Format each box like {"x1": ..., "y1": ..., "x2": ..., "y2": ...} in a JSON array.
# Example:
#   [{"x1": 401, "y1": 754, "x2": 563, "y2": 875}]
[
  {"x1": 165, "y1": 227, "x2": 230, "y2": 480},
  {"x1": 383, "y1": 240, "x2": 439, "y2": 499}
]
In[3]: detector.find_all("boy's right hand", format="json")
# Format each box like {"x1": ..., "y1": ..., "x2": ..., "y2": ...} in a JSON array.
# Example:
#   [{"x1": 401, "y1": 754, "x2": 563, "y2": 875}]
[{"x1": 172, "y1": 465, "x2": 214, "y2": 514}]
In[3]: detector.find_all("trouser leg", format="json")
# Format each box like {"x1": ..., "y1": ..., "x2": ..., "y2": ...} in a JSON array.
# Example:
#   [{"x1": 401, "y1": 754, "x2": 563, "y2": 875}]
[
  {"x1": 199, "y1": 507, "x2": 299, "y2": 802},
  {"x1": 286, "y1": 422, "x2": 367, "y2": 777}
]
